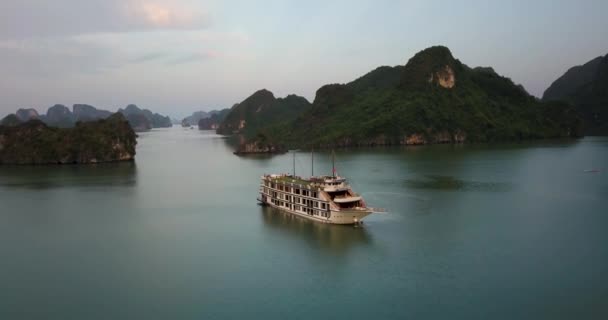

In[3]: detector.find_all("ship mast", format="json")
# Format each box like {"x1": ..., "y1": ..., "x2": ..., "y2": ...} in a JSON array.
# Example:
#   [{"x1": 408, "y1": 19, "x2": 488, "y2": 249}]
[
  {"x1": 332, "y1": 150, "x2": 336, "y2": 178},
  {"x1": 311, "y1": 147, "x2": 314, "y2": 177}
]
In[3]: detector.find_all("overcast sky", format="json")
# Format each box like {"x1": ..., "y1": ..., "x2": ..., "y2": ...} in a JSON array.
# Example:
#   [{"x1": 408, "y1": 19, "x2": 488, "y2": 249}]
[{"x1": 1, "y1": 0, "x2": 607, "y2": 118}]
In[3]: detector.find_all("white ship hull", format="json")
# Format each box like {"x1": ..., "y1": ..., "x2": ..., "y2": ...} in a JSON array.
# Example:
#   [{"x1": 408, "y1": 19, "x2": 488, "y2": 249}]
[{"x1": 261, "y1": 199, "x2": 372, "y2": 224}]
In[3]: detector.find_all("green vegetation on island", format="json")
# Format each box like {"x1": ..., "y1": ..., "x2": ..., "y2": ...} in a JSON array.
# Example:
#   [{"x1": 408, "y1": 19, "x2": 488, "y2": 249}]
[
  {"x1": 543, "y1": 53, "x2": 608, "y2": 135},
  {"x1": 216, "y1": 89, "x2": 311, "y2": 136},
  {"x1": 243, "y1": 46, "x2": 582, "y2": 149},
  {"x1": 0, "y1": 113, "x2": 137, "y2": 165}
]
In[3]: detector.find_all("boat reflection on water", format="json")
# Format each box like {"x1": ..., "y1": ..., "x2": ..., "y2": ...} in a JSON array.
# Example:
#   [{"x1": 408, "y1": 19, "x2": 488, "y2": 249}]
[
  {"x1": 260, "y1": 205, "x2": 373, "y2": 253},
  {"x1": 0, "y1": 161, "x2": 138, "y2": 190}
]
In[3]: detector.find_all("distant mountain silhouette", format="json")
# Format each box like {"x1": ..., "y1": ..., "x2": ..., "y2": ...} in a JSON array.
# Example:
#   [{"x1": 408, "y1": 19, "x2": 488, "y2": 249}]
[
  {"x1": 198, "y1": 109, "x2": 230, "y2": 130},
  {"x1": 3, "y1": 104, "x2": 172, "y2": 132}
]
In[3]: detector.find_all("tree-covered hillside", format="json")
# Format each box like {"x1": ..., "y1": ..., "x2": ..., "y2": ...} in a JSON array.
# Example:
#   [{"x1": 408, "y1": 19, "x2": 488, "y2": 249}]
[
  {"x1": 256, "y1": 46, "x2": 582, "y2": 148},
  {"x1": 543, "y1": 53, "x2": 608, "y2": 135},
  {"x1": 217, "y1": 89, "x2": 311, "y2": 136},
  {"x1": 0, "y1": 113, "x2": 137, "y2": 165}
]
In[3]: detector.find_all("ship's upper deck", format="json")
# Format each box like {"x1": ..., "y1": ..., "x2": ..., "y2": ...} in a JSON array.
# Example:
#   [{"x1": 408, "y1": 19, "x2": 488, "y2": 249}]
[
  {"x1": 264, "y1": 174, "x2": 311, "y2": 186},
  {"x1": 262, "y1": 174, "x2": 350, "y2": 192}
]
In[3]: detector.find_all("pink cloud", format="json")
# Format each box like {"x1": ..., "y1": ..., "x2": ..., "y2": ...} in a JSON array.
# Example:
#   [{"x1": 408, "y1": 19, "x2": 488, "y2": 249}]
[
  {"x1": 123, "y1": 1, "x2": 210, "y2": 29},
  {"x1": 0, "y1": 0, "x2": 211, "y2": 40}
]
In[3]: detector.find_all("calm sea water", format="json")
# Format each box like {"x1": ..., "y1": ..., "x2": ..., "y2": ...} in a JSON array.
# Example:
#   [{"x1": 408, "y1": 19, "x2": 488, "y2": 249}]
[{"x1": 1, "y1": 127, "x2": 607, "y2": 319}]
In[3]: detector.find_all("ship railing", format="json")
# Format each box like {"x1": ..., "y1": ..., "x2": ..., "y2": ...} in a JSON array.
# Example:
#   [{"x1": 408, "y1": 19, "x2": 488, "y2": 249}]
[{"x1": 333, "y1": 193, "x2": 360, "y2": 199}]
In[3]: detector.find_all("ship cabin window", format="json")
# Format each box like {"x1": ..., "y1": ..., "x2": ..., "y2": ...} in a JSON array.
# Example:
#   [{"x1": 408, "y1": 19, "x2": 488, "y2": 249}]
[
  {"x1": 271, "y1": 183, "x2": 275, "y2": 189},
  {"x1": 285, "y1": 186, "x2": 290, "y2": 193},
  {"x1": 295, "y1": 188, "x2": 300, "y2": 195},
  {"x1": 321, "y1": 203, "x2": 326, "y2": 209},
  {"x1": 312, "y1": 191, "x2": 318, "y2": 198},
  {"x1": 286, "y1": 195, "x2": 291, "y2": 202}
]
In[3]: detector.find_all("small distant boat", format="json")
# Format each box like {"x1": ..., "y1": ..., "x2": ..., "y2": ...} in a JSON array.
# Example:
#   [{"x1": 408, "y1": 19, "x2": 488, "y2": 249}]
[{"x1": 584, "y1": 169, "x2": 600, "y2": 173}]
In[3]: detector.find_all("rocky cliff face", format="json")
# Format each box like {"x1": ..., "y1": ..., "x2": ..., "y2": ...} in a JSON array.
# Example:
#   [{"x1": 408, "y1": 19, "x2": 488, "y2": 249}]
[
  {"x1": 429, "y1": 65, "x2": 456, "y2": 89},
  {"x1": 0, "y1": 113, "x2": 137, "y2": 165}
]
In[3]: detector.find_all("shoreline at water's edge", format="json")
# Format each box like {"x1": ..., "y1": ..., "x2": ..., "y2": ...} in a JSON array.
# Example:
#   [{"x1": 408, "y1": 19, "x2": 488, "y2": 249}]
[
  {"x1": 222, "y1": 133, "x2": 587, "y2": 155},
  {"x1": 0, "y1": 158, "x2": 136, "y2": 166}
]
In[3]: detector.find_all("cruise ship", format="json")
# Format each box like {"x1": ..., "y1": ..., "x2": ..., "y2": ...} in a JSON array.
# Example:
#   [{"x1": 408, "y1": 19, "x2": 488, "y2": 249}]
[{"x1": 258, "y1": 152, "x2": 373, "y2": 224}]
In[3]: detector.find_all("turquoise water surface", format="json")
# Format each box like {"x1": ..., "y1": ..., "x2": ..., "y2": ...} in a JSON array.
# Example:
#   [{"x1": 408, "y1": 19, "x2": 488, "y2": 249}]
[{"x1": 1, "y1": 128, "x2": 607, "y2": 319}]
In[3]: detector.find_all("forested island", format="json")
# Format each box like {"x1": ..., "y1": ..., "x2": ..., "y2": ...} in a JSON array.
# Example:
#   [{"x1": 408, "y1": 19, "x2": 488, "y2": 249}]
[
  {"x1": 0, "y1": 113, "x2": 137, "y2": 165},
  {"x1": 216, "y1": 46, "x2": 583, "y2": 153}
]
